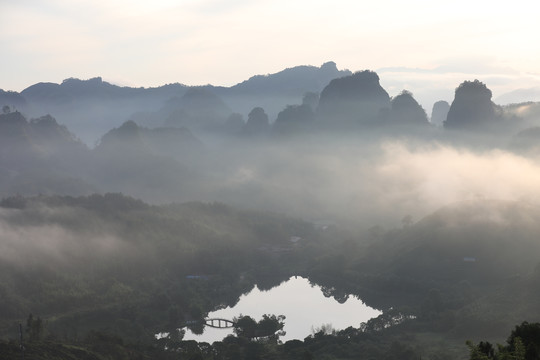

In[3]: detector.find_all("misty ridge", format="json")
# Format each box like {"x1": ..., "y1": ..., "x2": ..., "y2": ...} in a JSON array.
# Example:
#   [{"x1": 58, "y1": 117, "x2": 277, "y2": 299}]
[
  {"x1": 2, "y1": 62, "x2": 540, "y2": 229},
  {"x1": 4, "y1": 62, "x2": 540, "y2": 359}
]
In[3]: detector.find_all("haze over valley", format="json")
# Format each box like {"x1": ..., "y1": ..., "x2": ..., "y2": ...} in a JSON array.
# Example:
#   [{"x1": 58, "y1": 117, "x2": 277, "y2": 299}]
[
  {"x1": 3, "y1": 64, "x2": 540, "y2": 228},
  {"x1": 3, "y1": 2, "x2": 540, "y2": 358}
]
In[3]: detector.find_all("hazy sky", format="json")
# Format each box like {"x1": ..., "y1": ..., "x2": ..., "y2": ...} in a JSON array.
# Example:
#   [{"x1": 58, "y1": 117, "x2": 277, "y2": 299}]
[{"x1": 2, "y1": 0, "x2": 540, "y2": 104}]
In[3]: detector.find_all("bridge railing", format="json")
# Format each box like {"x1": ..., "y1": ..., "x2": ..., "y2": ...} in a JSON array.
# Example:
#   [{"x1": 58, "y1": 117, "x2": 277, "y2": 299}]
[
  {"x1": 182, "y1": 318, "x2": 237, "y2": 329},
  {"x1": 203, "y1": 318, "x2": 236, "y2": 329}
]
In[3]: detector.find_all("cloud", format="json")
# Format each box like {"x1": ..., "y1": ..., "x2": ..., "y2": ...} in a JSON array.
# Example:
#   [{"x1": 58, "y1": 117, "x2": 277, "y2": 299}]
[
  {"x1": 185, "y1": 0, "x2": 260, "y2": 15},
  {"x1": 0, "y1": 207, "x2": 125, "y2": 269},
  {"x1": 212, "y1": 139, "x2": 540, "y2": 228},
  {"x1": 375, "y1": 142, "x2": 540, "y2": 211}
]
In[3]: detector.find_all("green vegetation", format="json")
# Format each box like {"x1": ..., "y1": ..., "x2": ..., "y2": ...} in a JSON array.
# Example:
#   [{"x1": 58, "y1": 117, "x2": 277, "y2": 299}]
[
  {"x1": 467, "y1": 322, "x2": 540, "y2": 360},
  {"x1": 0, "y1": 193, "x2": 315, "y2": 341},
  {"x1": 233, "y1": 314, "x2": 286, "y2": 341},
  {"x1": 1, "y1": 194, "x2": 540, "y2": 359}
]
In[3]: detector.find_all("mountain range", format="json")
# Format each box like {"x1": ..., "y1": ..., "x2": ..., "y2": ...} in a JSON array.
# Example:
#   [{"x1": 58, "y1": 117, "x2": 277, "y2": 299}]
[
  {"x1": 1, "y1": 62, "x2": 349, "y2": 144},
  {"x1": 2, "y1": 62, "x2": 540, "y2": 211}
]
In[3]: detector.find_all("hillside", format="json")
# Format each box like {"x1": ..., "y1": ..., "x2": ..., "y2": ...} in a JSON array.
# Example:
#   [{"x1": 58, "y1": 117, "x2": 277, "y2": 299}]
[
  {"x1": 1, "y1": 196, "x2": 540, "y2": 359},
  {"x1": 0, "y1": 193, "x2": 316, "y2": 341}
]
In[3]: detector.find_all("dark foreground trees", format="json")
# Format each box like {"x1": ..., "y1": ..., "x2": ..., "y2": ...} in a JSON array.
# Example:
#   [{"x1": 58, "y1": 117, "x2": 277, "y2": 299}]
[{"x1": 467, "y1": 322, "x2": 540, "y2": 360}]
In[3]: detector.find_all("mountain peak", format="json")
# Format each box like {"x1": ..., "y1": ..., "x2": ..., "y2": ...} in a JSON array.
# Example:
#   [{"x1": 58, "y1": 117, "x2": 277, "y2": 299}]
[{"x1": 61, "y1": 76, "x2": 103, "y2": 85}]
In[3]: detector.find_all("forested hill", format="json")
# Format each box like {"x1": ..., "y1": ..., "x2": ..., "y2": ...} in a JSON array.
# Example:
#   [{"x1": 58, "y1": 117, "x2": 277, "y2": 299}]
[
  {"x1": 0, "y1": 193, "x2": 316, "y2": 341},
  {"x1": 1, "y1": 194, "x2": 540, "y2": 360},
  {"x1": 3, "y1": 64, "x2": 540, "y2": 359}
]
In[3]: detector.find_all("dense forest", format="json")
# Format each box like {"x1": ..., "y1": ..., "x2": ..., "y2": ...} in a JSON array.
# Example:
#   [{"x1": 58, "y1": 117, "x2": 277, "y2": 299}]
[
  {"x1": 1, "y1": 194, "x2": 539, "y2": 359},
  {"x1": 2, "y1": 63, "x2": 540, "y2": 359}
]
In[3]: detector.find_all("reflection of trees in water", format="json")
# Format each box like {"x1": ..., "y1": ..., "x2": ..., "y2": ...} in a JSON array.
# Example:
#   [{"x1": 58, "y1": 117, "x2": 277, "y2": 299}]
[
  {"x1": 253, "y1": 274, "x2": 290, "y2": 292},
  {"x1": 210, "y1": 280, "x2": 256, "y2": 310},
  {"x1": 187, "y1": 322, "x2": 205, "y2": 335},
  {"x1": 320, "y1": 285, "x2": 350, "y2": 304},
  {"x1": 359, "y1": 308, "x2": 416, "y2": 333},
  {"x1": 233, "y1": 314, "x2": 286, "y2": 341}
]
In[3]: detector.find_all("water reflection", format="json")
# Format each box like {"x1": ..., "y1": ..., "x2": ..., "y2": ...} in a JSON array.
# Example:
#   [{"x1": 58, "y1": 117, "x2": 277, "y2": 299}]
[{"x1": 183, "y1": 276, "x2": 381, "y2": 342}]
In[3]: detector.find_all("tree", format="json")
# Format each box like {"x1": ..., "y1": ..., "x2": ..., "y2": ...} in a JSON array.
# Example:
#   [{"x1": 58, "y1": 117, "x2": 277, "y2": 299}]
[
  {"x1": 467, "y1": 322, "x2": 540, "y2": 360},
  {"x1": 156, "y1": 328, "x2": 185, "y2": 351},
  {"x1": 233, "y1": 315, "x2": 258, "y2": 339},
  {"x1": 233, "y1": 314, "x2": 286, "y2": 341},
  {"x1": 466, "y1": 341, "x2": 496, "y2": 360},
  {"x1": 257, "y1": 314, "x2": 286, "y2": 339},
  {"x1": 506, "y1": 322, "x2": 540, "y2": 360},
  {"x1": 2, "y1": 105, "x2": 10, "y2": 114}
]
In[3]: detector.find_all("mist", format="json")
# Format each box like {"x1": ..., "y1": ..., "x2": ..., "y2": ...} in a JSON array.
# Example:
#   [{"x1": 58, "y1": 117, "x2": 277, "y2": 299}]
[
  {"x1": 4, "y1": 64, "x2": 540, "y2": 358},
  {"x1": 3, "y1": 68, "x2": 540, "y2": 230},
  {"x1": 0, "y1": 206, "x2": 126, "y2": 269},
  {"x1": 177, "y1": 135, "x2": 540, "y2": 229}
]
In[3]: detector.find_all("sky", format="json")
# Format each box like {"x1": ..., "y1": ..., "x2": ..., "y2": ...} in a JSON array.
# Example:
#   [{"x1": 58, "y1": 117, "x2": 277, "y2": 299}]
[{"x1": 2, "y1": 0, "x2": 540, "y2": 105}]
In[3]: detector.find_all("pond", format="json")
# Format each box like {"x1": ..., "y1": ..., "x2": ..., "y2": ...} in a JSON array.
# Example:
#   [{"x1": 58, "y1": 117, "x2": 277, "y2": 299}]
[{"x1": 183, "y1": 276, "x2": 381, "y2": 342}]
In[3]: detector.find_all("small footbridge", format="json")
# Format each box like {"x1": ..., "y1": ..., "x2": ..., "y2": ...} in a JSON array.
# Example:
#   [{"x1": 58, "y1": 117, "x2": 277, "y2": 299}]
[{"x1": 204, "y1": 318, "x2": 236, "y2": 329}]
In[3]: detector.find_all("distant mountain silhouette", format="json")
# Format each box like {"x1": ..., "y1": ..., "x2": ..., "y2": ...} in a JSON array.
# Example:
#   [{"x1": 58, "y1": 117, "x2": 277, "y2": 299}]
[
  {"x1": 16, "y1": 63, "x2": 348, "y2": 111},
  {"x1": 19, "y1": 77, "x2": 187, "y2": 144},
  {"x1": 96, "y1": 120, "x2": 203, "y2": 159},
  {"x1": 29, "y1": 114, "x2": 88, "y2": 158},
  {"x1": 129, "y1": 87, "x2": 234, "y2": 137},
  {"x1": 96, "y1": 120, "x2": 149, "y2": 155},
  {"x1": 0, "y1": 116, "x2": 207, "y2": 201},
  {"x1": 0, "y1": 90, "x2": 26, "y2": 110},
  {"x1": 387, "y1": 90, "x2": 429, "y2": 127},
  {"x1": 6, "y1": 64, "x2": 539, "y2": 144},
  {"x1": 0, "y1": 111, "x2": 86, "y2": 164},
  {"x1": 430, "y1": 100, "x2": 450, "y2": 126},
  {"x1": 0, "y1": 111, "x2": 37, "y2": 167},
  {"x1": 0, "y1": 111, "x2": 93, "y2": 196},
  {"x1": 3, "y1": 62, "x2": 351, "y2": 143},
  {"x1": 211, "y1": 61, "x2": 352, "y2": 123},
  {"x1": 163, "y1": 87, "x2": 233, "y2": 130},
  {"x1": 317, "y1": 70, "x2": 390, "y2": 128},
  {"x1": 22, "y1": 77, "x2": 186, "y2": 104},
  {"x1": 226, "y1": 61, "x2": 350, "y2": 96},
  {"x1": 242, "y1": 107, "x2": 270, "y2": 136},
  {"x1": 93, "y1": 120, "x2": 204, "y2": 201},
  {"x1": 444, "y1": 80, "x2": 501, "y2": 131},
  {"x1": 273, "y1": 104, "x2": 315, "y2": 135}
]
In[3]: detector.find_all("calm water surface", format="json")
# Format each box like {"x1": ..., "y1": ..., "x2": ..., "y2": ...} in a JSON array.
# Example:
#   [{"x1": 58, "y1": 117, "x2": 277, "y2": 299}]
[{"x1": 183, "y1": 276, "x2": 381, "y2": 342}]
